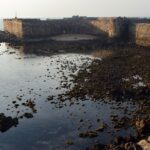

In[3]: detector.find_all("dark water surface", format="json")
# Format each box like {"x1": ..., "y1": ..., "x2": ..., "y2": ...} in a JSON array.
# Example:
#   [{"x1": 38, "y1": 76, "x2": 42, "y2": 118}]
[{"x1": 0, "y1": 43, "x2": 138, "y2": 150}]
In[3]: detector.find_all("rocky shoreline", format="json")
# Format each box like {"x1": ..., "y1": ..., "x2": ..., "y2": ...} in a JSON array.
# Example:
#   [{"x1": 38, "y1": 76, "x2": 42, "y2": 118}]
[
  {"x1": 87, "y1": 135, "x2": 150, "y2": 150},
  {"x1": 0, "y1": 30, "x2": 103, "y2": 43},
  {"x1": 0, "y1": 30, "x2": 18, "y2": 42},
  {"x1": 54, "y1": 46, "x2": 150, "y2": 150},
  {"x1": 83, "y1": 117, "x2": 150, "y2": 149},
  {"x1": 0, "y1": 40, "x2": 150, "y2": 149}
]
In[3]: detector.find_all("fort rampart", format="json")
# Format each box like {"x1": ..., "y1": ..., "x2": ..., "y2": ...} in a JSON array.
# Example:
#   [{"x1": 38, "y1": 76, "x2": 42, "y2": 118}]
[
  {"x1": 3, "y1": 17, "x2": 150, "y2": 47},
  {"x1": 3, "y1": 17, "x2": 127, "y2": 38}
]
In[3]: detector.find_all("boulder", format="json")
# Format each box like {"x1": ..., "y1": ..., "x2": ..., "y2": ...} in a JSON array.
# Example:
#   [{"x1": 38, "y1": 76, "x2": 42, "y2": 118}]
[{"x1": 138, "y1": 139, "x2": 150, "y2": 150}]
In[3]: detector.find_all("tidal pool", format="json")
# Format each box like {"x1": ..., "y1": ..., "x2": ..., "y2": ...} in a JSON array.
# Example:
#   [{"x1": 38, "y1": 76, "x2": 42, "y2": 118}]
[{"x1": 0, "y1": 43, "x2": 138, "y2": 150}]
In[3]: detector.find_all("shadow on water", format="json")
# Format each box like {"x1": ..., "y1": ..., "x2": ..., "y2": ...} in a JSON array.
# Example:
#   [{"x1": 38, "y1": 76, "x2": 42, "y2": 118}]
[
  {"x1": 0, "y1": 42, "x2": 150, "y2": 149},
  {"x1": 6, "y1": 40, "x2": 106, "y2": 56}
]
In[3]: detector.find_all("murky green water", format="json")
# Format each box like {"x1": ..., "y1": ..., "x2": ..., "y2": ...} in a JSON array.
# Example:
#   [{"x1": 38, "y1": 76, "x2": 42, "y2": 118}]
[{"x1": 0, "y1": 42, "x2": 138, "y2": 150}]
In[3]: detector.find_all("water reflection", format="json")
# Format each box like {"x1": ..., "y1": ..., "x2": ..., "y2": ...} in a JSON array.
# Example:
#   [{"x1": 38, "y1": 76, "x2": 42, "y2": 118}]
[
  {"x1": 5, "y1": 40, "x2": 103, "y2": 56},
  {"x1": 0, "y1": 42, "x2": 148, "y2": 150}
]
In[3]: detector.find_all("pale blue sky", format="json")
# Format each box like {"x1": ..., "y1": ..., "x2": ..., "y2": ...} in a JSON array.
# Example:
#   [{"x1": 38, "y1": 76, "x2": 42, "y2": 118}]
[{"x1": 0, "y1": 0, "x2": 149, "y2": 18}]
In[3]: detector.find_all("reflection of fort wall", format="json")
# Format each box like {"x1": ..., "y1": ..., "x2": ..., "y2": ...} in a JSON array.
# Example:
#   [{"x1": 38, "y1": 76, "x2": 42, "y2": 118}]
[
  {"x1": 5, "y1": 43, "x2": 25, "y2": 56},
  {"x1": 5, "y1": 40, "x2": 105, "y2": 56}
]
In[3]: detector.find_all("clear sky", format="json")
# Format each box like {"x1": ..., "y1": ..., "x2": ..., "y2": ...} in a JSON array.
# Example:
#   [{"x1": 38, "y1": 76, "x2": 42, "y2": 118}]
[{"x1": 0, "y1": 0, "x2": 149, "y2": 18}]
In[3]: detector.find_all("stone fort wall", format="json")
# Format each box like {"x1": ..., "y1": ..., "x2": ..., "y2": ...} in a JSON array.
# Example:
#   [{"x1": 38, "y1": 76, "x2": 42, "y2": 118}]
[
  {"x1": 3, "y1": 17, "x2": 127, "y2": 39},
  {"x1": 3, "y1": 17, "x2": 150, "y2": 47},
  {"x1": 135, "y1": 23, "x2": 150, "y2": 47},
  {"x1": 4, "y1": 19, "x2": 23, "y2": 38}
]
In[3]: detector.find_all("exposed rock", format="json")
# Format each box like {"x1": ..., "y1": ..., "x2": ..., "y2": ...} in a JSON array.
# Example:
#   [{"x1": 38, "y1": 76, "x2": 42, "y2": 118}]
[
  {"x1": 23, "y1": 113, "x2": 33, "y2": 119},
  {"x1": 79, "y1": 131, "x2": 98, "y2": 138},
  {"x1": 0, "y1": 113, "x2": 18, "y2": 132},
  {"x1": 47, "y1": 96, "x2": 54, "y2": 101},
  {"x1": 136, "y1": 119, "x2": 146, "y2": 131},
  {"x1": 64, "y1": 140, "x2": 74, "y2": 145},
  {"x1": 114, "y1": 136, "x2": 125, "y2": 145},
  {"x1": 135, "y1": 119, "x2": 150, "y2": 134},
  {"x1": 124, "y1": 142, "x2": 140, "y2": 150},
  {"x1": 138, "y1": 139, "x2": 150, "y2": 150},
  {"x1": 86, "y1": 143, "x2": 105, "y2": 150}
]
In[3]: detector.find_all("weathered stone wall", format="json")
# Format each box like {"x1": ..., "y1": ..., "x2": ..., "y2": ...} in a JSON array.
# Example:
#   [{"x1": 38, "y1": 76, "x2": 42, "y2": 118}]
[
  {"x1": 3, "y1": 17, "x2": 124, "y2": 39},
  {"x1": 90, "y1": 17, "x2": 130, "y2": 40},
  {"x1": 3, "y1": 19, "x2": 23, "y2": 38},
  {"x1": 89, "y1": 18, "x2": 117, "y2": 37},
  {"x1": 21, "y1": 18, "x2": 111, "y2": 39},
  {"x1": 135, "y1": 23, "x2": 150, "y2": 47},
  {"x1": 128, "y1": 18, "x2": 150, "y2": 46},
  {"x1": 3, "y1": 17, "x2": 150, "y2": 47}
]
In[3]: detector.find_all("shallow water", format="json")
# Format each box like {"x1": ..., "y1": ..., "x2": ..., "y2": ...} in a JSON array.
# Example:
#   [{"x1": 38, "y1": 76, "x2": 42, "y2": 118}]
[{"x1": 0, "y1": 43, "x2": 138, "y2": 150}]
